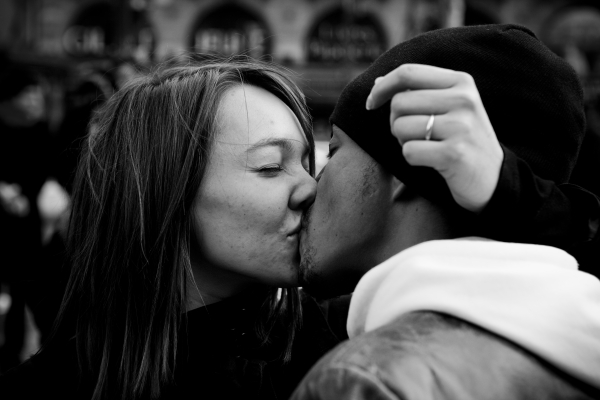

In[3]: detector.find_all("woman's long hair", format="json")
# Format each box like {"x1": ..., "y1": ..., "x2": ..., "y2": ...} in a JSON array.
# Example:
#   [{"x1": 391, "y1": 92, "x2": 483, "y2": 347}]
[{"x1": 52, "y1": 55, "x2": 314, "y2": 399}]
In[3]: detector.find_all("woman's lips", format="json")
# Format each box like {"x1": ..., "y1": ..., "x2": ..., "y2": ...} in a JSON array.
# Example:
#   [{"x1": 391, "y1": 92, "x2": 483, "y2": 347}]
[
  {"x1": 287, "y1": 223, "x2": 302, "y2": 237},
  {"x1": 287, "y1": 232, "x2": 299, "y2": 241}
]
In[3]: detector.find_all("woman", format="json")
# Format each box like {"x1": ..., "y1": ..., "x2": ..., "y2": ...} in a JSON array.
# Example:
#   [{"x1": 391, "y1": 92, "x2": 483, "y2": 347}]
[{"x1": 0, "y1": 56, "x2": 348, "y2": 399}]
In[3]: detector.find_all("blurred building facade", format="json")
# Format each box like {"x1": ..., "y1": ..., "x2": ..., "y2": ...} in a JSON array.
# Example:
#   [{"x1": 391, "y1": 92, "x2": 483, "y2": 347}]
[{"x1": 1, "y1": 0, "x2": 600, "y2": 137}]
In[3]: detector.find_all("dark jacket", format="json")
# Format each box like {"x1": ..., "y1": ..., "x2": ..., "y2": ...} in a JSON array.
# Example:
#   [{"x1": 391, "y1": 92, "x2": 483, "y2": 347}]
[
  {"x1": 291, "y1": 312, "x2": 600, "y2": 400},
  {"x1": 0, "y1": 291, "x2": 350, "y2": 400},
  {"x1": 479, "y1": 146, "x2": 600, "y2": 276}
]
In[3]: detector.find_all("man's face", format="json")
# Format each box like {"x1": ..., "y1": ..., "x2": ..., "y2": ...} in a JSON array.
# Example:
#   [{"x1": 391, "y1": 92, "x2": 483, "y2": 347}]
[{"x1": 299, "y1": 125, "x2": 396, "y2": 297}]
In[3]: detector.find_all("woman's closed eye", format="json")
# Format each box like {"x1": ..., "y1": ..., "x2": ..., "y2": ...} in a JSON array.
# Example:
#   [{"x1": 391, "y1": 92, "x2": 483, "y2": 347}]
[{"x1": 255, "y1": 164, "x2": 284, "y2": 176}]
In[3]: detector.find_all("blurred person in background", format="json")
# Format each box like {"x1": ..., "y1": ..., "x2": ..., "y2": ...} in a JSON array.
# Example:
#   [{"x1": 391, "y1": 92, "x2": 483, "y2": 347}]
[
  {"x1": 31, "y1": 64, "x2": 115, "y2": 360},
  {"x1": 0, "y1": 62, "x2": 51, "y2": 372}
]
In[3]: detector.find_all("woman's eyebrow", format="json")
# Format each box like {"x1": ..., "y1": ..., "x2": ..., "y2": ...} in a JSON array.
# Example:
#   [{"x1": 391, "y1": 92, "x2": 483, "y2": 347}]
[{"x1": 245, "y1": 138, "x2": 302, "y2": 154}]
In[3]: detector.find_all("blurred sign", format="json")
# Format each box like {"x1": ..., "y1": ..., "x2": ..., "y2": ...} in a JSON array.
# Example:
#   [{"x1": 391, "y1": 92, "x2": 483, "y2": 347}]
[
  {"x1": 307, "y1": 8, "x2": 386, "y2": 63},
  {"x1": 405, "y1": 0, "x2": 461, "y2": 39},
  {"x1": 62, "y1": 3, "x2": 116, "y2": 57},
  {"x1": 63, "y1": 25, "x2": 107, "y2": 56},
  {"x1": 192, "y1": 4, "x2": 271, "y2": 58},
  {"x1": 63, "y1": 2, "x2": 155, "y2": 62}
]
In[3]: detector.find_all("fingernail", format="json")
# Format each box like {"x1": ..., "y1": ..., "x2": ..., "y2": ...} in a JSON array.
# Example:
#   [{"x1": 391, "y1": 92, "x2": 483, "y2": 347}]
[{"x1": 366, "y1": 95, "x2": 373, "y2": 110}]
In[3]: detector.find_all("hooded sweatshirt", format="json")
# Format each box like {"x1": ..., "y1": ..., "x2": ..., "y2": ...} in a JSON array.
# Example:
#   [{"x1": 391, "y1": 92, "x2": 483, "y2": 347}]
[{"x1": 347, "y1": 238, "x2": 600, "y2": 390}]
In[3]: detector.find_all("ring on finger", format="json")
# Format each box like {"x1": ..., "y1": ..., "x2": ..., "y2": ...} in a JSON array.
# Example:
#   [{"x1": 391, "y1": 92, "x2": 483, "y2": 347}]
[{"x1": 425, "y1": 114, "x2": 435, "y2": 141}]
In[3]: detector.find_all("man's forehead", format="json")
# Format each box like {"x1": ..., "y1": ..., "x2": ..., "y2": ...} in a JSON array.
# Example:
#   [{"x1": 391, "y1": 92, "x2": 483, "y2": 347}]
[{"x1": 328, "y1": 124, "x2": 385, "y2": 177}]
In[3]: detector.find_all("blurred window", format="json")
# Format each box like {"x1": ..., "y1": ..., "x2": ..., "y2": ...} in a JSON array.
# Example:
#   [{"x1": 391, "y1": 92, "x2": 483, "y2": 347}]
[
  {"x1": 63, "y1": 3, "x2": 117, "y2": 57},
  {"x1": 63, "y1": 2, "x2": 155, "y2": 61},
  {"x1": 191, "y1": 4, "x2": 271, "y2": 59},
  {"x1": 307, "y1": 7, "x2": 386, "y2": 64}
]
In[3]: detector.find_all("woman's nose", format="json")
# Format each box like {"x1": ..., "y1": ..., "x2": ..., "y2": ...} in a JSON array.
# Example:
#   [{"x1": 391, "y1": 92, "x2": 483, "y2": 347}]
[{"x1": 289, "y1": 172, "x2": 317, "y2": 211}]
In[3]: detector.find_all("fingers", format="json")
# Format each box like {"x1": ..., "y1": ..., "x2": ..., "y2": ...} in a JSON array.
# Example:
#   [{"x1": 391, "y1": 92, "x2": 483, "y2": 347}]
[
  {"x1": 401, "y1": 140, "x2": 449, "y2": 171},
  {"x1": 388, "y1": 89, "x2": 452, "y2": 119},
  {"x1": 393, "y1": 113, "x2": 472, "y2": 145},
  {"x1": 387, "y1": 87, "x2": 474, "y2": 129},
  {"x1": 387, "y1": 81, "x2": 482, "y2": 144},
  {"x1": 367, "y1": 64, "x2": 467, "y2": 110},
  {"x1": 402, "y1": 139, "x2": 473, "y2": 172},
  {"x1": 369, "y1": 63, "x2": 504, "y2": 213},
  {"x1": 392, "y1": 115, "x2": 441, "y2": 144}
]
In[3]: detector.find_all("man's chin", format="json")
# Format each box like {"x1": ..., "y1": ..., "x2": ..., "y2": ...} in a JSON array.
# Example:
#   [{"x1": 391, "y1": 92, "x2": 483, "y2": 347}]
[
  {"x1": 299, "y1": 227, "x2": 362, "y2": 299},
  {"x1": 299, "y1": 265, "x2": 362, "y2": 300}
]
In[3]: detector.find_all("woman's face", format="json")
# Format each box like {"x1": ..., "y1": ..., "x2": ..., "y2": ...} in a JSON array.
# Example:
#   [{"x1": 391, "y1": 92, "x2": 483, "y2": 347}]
[{"x1": 191, "y1": 84, "x2": 316, "y2": 298}]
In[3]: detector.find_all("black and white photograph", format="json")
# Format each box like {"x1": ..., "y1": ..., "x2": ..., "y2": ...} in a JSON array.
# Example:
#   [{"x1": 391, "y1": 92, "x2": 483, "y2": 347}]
[{"x1": 0, "y1": 0, "x2": 599, "y2": 399}]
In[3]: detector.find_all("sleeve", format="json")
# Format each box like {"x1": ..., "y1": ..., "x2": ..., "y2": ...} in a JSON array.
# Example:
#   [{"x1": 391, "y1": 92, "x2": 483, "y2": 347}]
[
  {"x1": 478, "y1": 145, "x2": 600, "y2": 278},
  {"x1": 290, "y1": 365, "x2": 399, "y2": 400}
]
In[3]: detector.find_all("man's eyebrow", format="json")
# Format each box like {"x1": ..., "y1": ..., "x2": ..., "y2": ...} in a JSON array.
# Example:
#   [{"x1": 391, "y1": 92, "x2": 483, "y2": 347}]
[{"x1": 245, "y1": 138, "x2": 304, "y2": 154}]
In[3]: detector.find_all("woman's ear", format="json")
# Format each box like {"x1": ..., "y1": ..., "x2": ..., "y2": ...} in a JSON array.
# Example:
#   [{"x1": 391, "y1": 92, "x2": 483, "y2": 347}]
[{"x1": 391, "y1": 176, "x2": 408, "y2": 202}]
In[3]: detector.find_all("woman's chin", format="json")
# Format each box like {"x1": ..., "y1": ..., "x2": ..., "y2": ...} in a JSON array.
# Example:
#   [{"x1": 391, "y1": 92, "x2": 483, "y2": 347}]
[{"x1": 266, "y1": 264, "x2": 300, "y2": 288}]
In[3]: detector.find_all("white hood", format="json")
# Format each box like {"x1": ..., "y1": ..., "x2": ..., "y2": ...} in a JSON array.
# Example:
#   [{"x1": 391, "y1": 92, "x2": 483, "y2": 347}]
[{"x1": 347, "y1": 238, "x2": 600, "y2": 390}]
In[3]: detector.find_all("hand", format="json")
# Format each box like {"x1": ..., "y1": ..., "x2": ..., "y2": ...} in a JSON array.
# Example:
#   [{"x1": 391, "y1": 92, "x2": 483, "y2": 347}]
[
  {"x1": 37, "y1": 178, "x2": 70, "y2": 244},
  {"x1": 366, "y1": 64, "x2": 504, "y2": 213},
  {"x1": 0, "y1": 181, "x2": 30, "y2": 217}
]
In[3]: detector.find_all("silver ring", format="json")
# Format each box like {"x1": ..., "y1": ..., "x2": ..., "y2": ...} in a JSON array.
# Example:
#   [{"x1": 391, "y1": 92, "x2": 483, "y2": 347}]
[{"x1": 425, "y1": 114, "x2": 435, "y2": 141}]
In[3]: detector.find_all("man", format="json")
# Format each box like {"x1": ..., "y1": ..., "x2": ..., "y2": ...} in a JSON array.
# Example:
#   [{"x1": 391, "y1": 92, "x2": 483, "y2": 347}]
[{"x1": 293, "y1": 24, "x2": 600, "y2": 399}]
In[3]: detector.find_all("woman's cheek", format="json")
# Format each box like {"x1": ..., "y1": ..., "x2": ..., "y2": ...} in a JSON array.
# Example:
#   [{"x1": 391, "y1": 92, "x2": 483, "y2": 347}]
[{"x1": 240, "y1": 179, "x2": 289, "y2": 227}]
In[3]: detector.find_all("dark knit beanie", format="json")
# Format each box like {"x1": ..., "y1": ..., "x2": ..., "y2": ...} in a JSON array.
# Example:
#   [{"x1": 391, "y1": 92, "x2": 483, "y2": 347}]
[{"x1": 330, "y1": 24, "x2": 585, "y2": 204}]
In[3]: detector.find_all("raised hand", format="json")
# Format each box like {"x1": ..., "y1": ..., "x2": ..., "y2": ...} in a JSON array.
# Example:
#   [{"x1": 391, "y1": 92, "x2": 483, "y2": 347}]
[{"x1": 366, "y1": 63, "x2": 504, "y2": 213}]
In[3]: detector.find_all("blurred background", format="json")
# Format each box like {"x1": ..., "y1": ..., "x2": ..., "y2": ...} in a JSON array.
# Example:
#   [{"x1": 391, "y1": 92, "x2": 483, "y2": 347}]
[{"x1": 0, "y1": 0, "x2": 599, "y2": 372}]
